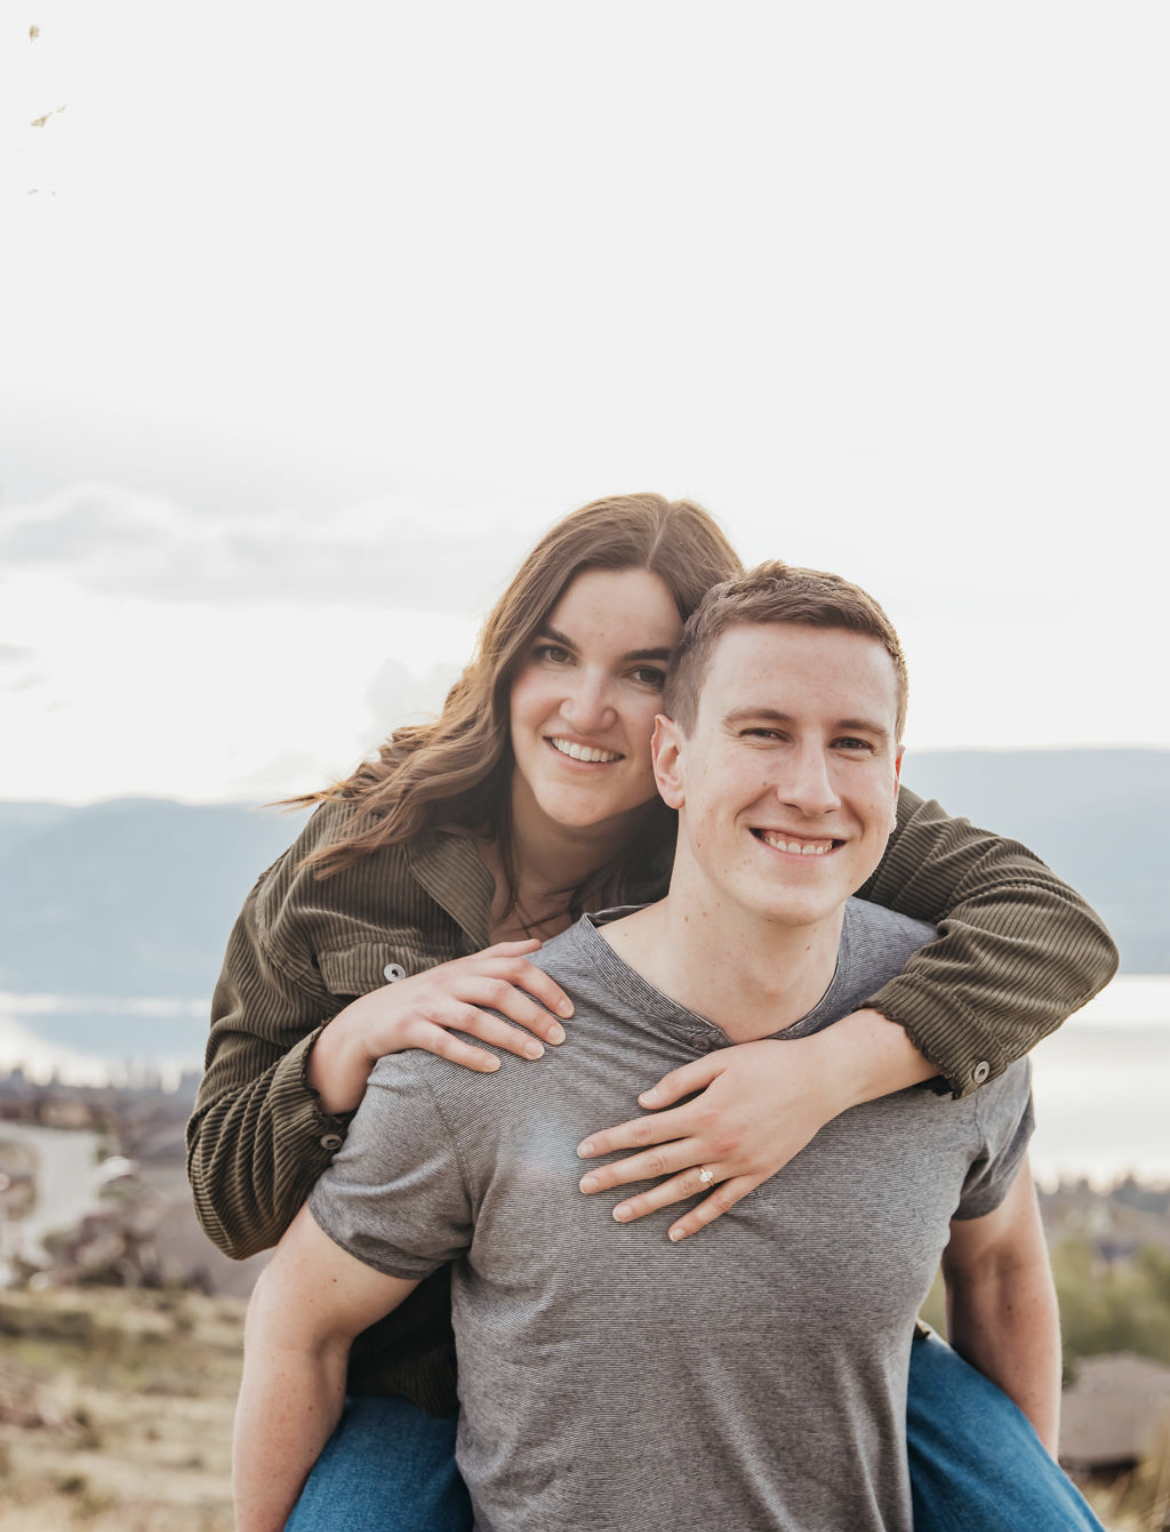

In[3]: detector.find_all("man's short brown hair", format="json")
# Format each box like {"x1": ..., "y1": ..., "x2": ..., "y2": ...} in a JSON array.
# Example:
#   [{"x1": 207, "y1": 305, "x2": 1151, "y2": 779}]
[{"x1": 663, "y1": 560, "x2": 909, "y2": 739}]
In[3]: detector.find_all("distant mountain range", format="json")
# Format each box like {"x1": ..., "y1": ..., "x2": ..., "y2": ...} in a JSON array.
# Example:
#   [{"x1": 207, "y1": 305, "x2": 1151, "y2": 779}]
[{"x1": 0, "y1": 748, "x2": 1165, "y2": 998}]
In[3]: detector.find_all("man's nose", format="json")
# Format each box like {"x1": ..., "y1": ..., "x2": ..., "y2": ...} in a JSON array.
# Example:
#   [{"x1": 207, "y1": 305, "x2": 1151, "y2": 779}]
[
  {"x1": 777, "y1": 743, "x2": 841, "y2": 817},
  {"x1": 561, "y1": 672, "x2": 617, "y2": 733}
]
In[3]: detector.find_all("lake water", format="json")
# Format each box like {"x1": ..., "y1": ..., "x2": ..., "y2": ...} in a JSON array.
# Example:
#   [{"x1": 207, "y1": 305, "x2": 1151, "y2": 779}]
[{"x1": 1, "y1": 975, "x2": 1168, "y2": 1186}]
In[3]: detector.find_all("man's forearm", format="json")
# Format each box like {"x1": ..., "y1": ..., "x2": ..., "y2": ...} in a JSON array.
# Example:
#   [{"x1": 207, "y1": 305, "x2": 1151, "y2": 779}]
[
  {"x1": 945, "y1": 1254, "x2": 1062, "y2": 1454},
  {"x1": 234, "y1": 1318, "x2": 349, "y2": 1532}
]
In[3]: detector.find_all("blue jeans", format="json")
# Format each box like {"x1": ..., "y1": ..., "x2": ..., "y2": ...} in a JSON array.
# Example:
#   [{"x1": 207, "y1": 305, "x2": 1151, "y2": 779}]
[
  {"x1": 283, "y1": 1395, "x2": 472, "y2": 1532},
  {"x1": 285, "y1": 1336, "x2": 1104, "y2": 1530},
  {"x1": 909, "y1": 1328, "x2": 1104, "y2": 1531}
]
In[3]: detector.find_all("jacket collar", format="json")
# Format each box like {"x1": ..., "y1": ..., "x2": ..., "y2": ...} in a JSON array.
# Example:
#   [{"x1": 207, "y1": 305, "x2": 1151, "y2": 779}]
[{"x1": 407, "y1": 829, "x2": 494, "y2": 950}]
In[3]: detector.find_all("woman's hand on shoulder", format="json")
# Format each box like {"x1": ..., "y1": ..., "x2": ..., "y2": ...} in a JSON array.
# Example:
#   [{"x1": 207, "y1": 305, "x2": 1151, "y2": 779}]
[
  {"x1": 307, "y1": 941, "x2": 573, "y2": 1114},
  {"x1": 576, "y1": 1030, "x2": 851, "y2": 1242}
]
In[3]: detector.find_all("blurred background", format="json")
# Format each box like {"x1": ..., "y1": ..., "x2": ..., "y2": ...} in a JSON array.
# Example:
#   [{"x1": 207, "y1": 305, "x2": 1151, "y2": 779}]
[{"x1": 2, "y1": 3, "x2": 1168, "y2": 1529}]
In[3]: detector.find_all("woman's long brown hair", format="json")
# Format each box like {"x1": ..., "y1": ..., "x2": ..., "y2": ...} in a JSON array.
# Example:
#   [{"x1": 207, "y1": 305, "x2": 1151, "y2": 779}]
[{"x1": 291, "y1": 492, "x2": 743, "y2": 910}]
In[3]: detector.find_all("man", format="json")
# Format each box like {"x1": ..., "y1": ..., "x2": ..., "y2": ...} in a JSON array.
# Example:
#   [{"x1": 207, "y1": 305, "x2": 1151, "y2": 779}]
[{"x1": 234, "y1": 562, "x2": 1059, "y2": 1531}]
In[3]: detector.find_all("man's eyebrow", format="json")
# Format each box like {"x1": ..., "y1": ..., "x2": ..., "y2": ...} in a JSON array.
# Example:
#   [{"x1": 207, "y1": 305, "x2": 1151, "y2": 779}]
[
  {"x1": 536, "y1": 624, "x2": 673, "y2": 663},
  {"x1": 723, "y1": 707, "x2": 892, "y2": 742},
  {"x1": 835, "y1": 717, "x2": 893, "y2": 742}
]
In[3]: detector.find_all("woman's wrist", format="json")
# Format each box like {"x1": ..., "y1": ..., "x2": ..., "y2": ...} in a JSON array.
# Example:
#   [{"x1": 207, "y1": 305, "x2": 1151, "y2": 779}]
[
  {"x1": 305, "y1": 1006, "x2": 375, "y2": 1116},
  {"x1": 822, "y1": 1007, "x2": 939, "y2": 1111}
]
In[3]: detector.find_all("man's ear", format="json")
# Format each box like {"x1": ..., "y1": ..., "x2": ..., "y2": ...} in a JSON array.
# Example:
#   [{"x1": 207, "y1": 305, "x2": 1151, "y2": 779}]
[
  {"x1": 891, "y1": 745, "x2": 905, "y2": 833},
  {"x1": 652, "y1": 714, "x2": 686, "y2": 809}
]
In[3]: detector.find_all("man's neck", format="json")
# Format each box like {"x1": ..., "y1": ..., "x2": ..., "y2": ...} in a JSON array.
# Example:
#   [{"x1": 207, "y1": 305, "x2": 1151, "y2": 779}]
[{"x1": 598, "y1": 886, "x2": 846, "y2": 1043}]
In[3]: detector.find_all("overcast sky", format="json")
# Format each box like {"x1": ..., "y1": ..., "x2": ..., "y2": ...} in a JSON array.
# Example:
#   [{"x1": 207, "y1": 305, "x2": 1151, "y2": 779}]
[{"x1": 2, "y1": 3, "x2": 1167, "y2": 804}]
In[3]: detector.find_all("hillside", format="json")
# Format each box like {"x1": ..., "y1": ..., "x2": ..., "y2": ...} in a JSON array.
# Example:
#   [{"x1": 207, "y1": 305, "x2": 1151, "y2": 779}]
[
  {"x1": 0, "y1": 799, "x2": 308, "y2": 997},
  {"x1": 0, "y1": 748, "x2": 1165, "y2": 997},
  {"x1": 906, "y1": 749, "x2": 1168, "y2": 973}
]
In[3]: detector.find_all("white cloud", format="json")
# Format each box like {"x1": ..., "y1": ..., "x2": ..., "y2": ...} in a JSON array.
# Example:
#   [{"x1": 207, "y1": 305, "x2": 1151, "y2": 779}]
[{"x1": 0, "y1": 482, "x2": 534, "y2": 612}]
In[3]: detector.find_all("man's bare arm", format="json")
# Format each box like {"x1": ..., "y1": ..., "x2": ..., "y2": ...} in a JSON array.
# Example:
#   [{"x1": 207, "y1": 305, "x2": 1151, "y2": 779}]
[
  {"x1": 233, "y1": 1204, "x2": 420, "y2": 1532},
  {"x1": 941, "y1": 1155, "x2": 1061, "y2": 1454}
]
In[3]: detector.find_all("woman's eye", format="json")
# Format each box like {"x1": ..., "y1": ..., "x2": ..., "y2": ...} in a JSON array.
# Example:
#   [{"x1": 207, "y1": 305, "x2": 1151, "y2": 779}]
[
  {"x1": 534, "y1": 644, "x2": 572, "y2": 665},
  {"x1": 630, "y1": 666, "x2": 666, "y2": 688}
]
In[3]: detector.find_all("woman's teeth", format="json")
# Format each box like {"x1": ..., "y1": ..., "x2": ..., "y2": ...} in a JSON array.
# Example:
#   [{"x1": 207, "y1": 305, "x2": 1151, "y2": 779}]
[{"x1": 549, "y1": 737, "x2": 621, "y2": 764}]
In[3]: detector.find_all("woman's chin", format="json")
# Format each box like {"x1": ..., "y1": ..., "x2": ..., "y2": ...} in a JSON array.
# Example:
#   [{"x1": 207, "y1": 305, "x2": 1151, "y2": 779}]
[{"x1": 531, "y1": 788, "x2": 657, "y2": 839}]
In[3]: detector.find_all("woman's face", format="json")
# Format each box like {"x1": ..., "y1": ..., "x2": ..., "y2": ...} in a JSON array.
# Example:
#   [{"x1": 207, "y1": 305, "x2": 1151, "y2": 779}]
[{"x1": 509, "y1": 567, "x2": 684, "y2": 840}]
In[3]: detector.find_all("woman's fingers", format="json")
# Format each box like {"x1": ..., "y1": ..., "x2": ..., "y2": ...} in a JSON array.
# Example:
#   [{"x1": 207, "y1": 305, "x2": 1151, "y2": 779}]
[
  {"x1": 634, "y1": 1054, "x2": 721, "y2": 1109},
  {"x1": 456, "y1": 953, "x2": 575, "y2": 1038},
  {"x1": 577, "y1": 1136, "x2": 701, "y2": 1195},
  {"x1": 584, "y1": 1152, "x2": 762, "y2": 1241},
  {"x1": 607, "y1": 1164, "x2": 733, "y2": 1226},
  {"x1": 404, "y1": 1020, "x2": 504, "y2": 1074},
  {"x1": 418, "y1": 1000, "x2": 550, "y2": 1063},
  {"x1": 576, "y1": 1037, "x2": 854, "y2": 1238},
  {"x1": 664, "y1": 1176, "x2": 758, "y2": 1242},
  {"x1": 575, "y1": 1101, "x2": 699, "y2": 1162}
]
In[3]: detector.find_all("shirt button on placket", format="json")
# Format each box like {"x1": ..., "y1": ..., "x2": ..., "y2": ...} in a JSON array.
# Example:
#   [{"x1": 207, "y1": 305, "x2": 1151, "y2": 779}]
[
  {"x1": 971, "y1": 1060, "x2": 991, "y2": 1086},
  {"x1": 383, "y1": 963, "x2": 406, "y2": 983},
  {"x1": 319, "y1": 1133, "x2": 344, "y2": 1152}
]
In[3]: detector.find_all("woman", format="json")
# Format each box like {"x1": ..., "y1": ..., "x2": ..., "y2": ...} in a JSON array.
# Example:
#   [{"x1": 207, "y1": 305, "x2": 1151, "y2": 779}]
[{"x1": 190, "y1": 493, "x2": 1114, "y2": 1530}]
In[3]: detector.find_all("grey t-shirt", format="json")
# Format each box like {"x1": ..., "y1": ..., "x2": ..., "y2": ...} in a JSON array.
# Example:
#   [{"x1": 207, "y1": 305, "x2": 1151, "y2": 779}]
[{"x1": 310, "y1": 900, "x2": 1033, "y2": 1532}]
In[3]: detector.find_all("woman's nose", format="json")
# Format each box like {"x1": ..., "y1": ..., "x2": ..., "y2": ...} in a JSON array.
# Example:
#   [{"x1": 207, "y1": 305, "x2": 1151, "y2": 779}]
[{"x1": 561, "y1": 673, "x2": 616, "y2": 732}]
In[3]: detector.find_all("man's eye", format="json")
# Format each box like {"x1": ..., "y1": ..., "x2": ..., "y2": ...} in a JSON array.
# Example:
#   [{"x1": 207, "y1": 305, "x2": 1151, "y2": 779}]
[
  {"x1": 742, "y1": 728, "x2": 783, "y2": 741},
  {"x1": 835, "y1": 737, "x2": 873, "y2": 752}
]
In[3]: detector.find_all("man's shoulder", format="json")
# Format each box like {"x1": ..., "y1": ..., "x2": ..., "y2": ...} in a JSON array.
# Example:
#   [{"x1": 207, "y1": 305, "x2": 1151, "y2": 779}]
[
  {"x1": 843, "y1": 897, "x2": 937, "y2": 966},
  {"x1": 836, "y1": 897, "x2": 938, "y2": 1008}
]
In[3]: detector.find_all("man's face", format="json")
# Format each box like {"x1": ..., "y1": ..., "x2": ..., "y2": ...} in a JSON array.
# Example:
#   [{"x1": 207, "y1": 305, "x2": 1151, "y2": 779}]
[{"x1": 654, "y1": 622, "x2": 903, "y2": 930}]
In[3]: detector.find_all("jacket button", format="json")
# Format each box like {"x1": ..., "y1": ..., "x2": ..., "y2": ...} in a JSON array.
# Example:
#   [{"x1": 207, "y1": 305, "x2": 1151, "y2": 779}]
[
  {"x1": 319, "y1": 1133, "x2": 344, "y2": 1151},
  {"x1": 972, "y1": 1060, "x2": 991, "y2": 1085},
  {"x1": 383, "y1": 963, "x2": 406, "y2": 982}
]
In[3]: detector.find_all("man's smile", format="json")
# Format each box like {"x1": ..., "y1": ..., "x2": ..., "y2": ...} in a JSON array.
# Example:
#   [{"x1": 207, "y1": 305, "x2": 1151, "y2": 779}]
[{"x1": 751, "y1": 828, "x2": 844, "y2": 857}]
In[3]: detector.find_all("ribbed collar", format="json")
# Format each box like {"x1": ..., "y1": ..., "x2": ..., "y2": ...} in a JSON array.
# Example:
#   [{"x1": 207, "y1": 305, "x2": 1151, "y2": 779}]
[{"x1": 569, "y1": 904, "x2": 854, "y2": 1047}]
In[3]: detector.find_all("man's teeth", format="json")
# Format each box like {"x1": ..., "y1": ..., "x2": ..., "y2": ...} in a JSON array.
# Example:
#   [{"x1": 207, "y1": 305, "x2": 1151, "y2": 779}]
[
  {"x1": 550, "y1": 738, "x2": 622, "y2": 764},
  {"x1": 760, "y1": 832, "x2": 835, "y2": 856}
]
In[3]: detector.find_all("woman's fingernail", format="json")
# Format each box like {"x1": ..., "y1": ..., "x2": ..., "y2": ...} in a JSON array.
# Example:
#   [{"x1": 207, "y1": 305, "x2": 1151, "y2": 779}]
[
  {"x1": 668, "y1": 1228, "x2": 685, "y2": 1243},
  {"x1": 524, "y1": 1040, "x2": 544, "y2": 1059},
  {"x1": 640, "y1": 1088, "x2": 659, "y2": 1104},
  {"x1": 547, "y1": 1023, "x2": 565, "y2": 1045},
  {"x1": 559, "y1": 999, "x2": 574, "y2": 1017},
  {"x1": 579, "y1": 1175, "x2": 598, "y2": 1193},
  {"x1": 613, "y1": 1204, "x2": 632, "y2": 1222},
  {"x1": 577, "y1": 1140, "x2": 595, "y2": 1158}
]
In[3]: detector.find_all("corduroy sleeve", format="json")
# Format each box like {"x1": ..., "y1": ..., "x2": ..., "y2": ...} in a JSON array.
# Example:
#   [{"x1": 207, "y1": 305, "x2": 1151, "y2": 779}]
[
  {"x1": 185, "y1": 868, "x2": 356, "y2": 1260},
  {"x1": 856, "y1": 787, "x2": 1119, "y2": 1098}
]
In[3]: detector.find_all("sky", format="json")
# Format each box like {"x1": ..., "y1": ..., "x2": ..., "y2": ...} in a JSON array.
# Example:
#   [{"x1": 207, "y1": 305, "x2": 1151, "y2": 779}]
[{"x1": 2, "y1": 3, "x2": 1167, "y2": 805}]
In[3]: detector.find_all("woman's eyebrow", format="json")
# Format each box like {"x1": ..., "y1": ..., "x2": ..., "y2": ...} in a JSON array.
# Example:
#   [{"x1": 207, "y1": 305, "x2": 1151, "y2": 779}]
[
  {"x1": 536, "y1": 625, "x2": 673, "y2": 664},
  {"x1": 536, "y1": 623, "x2": 577, "y2": 649}
]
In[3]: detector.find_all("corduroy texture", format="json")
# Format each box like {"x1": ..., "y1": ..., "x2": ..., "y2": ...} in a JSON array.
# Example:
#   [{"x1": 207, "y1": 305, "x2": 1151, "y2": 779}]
[{"x1": 187, "y1": 789, "x2": 1117, "y2": 1410}]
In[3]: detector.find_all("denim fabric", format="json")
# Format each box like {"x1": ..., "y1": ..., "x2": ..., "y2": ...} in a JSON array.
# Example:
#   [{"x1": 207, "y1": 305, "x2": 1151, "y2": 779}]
[
  {"x1": 908, "y1": 1328, "x2": 1104, "y2": 1531},
  {"x1": 283, "y1": 1395, "x2": 472, "y2": 1532}
]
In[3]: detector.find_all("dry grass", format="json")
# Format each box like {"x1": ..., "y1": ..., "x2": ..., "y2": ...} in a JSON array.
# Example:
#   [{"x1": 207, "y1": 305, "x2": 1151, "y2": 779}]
[{"x1": 0, "y1": 1286, "x2": 243, "y2": 1531}]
